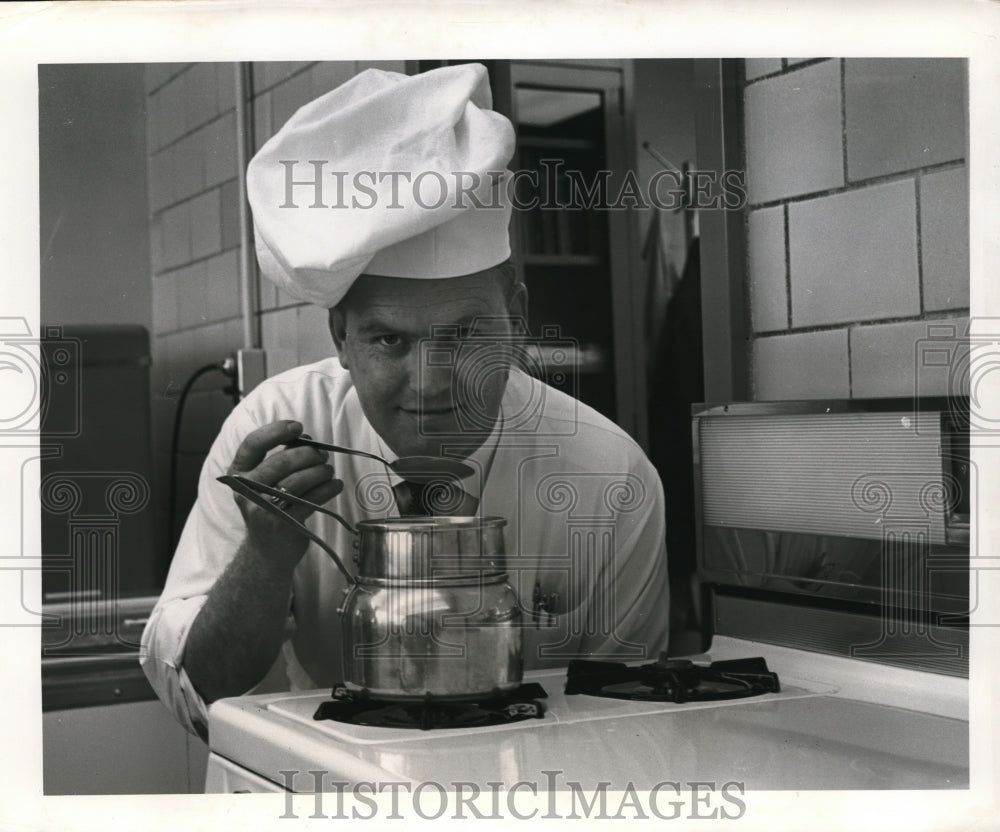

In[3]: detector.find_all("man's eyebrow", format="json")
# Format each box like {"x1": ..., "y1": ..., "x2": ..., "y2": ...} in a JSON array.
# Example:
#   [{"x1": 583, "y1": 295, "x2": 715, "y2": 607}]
[
  {"x1": 352, "y1": 320, "x2": 397, "y2": 336},
  {"x1": 352, "y1": 311, "x2": 492, "y2": 337}
]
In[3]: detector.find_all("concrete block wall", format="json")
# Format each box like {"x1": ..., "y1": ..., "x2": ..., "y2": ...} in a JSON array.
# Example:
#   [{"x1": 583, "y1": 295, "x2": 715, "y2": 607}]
[
  {"x1": 248, "y1": 60, "x2": 406, "y2": 354},
  {"x1": 743, "y1": 58, "x2": 969, "y2": 402},
  {"x1": 144, "y1": 61, "x2": 403, "y2": 547}
]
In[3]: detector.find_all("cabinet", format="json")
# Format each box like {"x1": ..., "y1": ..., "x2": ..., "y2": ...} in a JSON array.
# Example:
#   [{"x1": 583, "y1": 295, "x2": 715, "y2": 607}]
[{"x1": 43, "y1": 699, "x2": 207, "y2": 794}]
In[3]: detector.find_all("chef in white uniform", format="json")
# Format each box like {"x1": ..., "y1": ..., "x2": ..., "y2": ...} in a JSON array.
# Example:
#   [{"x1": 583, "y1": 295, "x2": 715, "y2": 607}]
[{"x1": 141, "y1": 63, "x2": 670, "y2": 738}]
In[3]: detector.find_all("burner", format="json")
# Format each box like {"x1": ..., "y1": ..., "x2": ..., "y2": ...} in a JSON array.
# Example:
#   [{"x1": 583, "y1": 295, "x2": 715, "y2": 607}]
[
  {"x1": 565, "y1": 656, "x2": 780, "y2": 703},
  {"x1": 313, "y1": 683, "x2": 548, "y2": 730}
]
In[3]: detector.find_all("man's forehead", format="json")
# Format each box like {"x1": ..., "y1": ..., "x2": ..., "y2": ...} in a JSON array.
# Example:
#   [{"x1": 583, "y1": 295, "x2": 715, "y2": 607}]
[{"x1": 342, "y1": 271, "x2": 508, "y2": 317}]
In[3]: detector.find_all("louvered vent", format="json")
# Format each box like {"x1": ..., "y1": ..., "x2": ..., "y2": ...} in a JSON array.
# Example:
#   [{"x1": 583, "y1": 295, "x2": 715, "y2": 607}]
[{"x1": 699, "y1": 412, "x2": 947, "y2": 545}]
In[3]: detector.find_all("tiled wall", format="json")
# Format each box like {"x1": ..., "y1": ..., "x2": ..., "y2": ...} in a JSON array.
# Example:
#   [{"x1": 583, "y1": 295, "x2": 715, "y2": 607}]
[
  {"x1": 144, "y1": 61, "x2": 404, "y2": 546},
  {"x1": 743, "y1": 58, "x2": 969, "y2": 401}
]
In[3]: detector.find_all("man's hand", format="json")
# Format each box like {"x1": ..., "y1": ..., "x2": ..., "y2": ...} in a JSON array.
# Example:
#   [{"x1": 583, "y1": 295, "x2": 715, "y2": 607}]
[
  {"x1": 227, "y1": 420, "x2": 344, "y2": 573},
  {"x1": 184, "y1": 420, "x2": 344, "y2": 708}
]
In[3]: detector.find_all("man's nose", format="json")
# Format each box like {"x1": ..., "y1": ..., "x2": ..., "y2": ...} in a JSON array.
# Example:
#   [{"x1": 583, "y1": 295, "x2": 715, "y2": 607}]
[{"x1": 408, "y1": 344, "x2": 454, "y2": 400}]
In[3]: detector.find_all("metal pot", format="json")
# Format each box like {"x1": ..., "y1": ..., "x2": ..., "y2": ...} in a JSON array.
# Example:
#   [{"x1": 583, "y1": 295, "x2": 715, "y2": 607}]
[
  {"x1": 341, "y1": 516, "x2": 522, "y2": 701},
  {"x1": 217, "y1": 476, "x2": 523, "y2": 701}
]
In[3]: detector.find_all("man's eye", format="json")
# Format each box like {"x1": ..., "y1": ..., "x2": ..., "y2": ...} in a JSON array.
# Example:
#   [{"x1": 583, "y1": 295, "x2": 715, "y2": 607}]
[{"x1": 376, "y1": 334, "x2": 403, "y2": 348}]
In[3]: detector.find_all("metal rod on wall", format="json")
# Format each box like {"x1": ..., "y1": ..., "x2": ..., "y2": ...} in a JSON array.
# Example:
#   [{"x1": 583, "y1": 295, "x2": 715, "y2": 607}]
[{"x1": 234, "y1": 62, "x2": 260, "y2": 350}]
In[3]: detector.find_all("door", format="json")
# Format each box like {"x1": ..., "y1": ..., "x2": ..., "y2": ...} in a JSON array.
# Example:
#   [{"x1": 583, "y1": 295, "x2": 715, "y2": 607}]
[{"x1": 507, "y1": 61, "x2": 642, "y2": 437}]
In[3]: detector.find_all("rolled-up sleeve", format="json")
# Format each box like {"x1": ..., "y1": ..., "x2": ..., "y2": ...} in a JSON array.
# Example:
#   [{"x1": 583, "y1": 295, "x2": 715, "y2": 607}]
[
  {"x1": 141, "y1": 597, "x2": 211, "y2": 736},
  {"x1": 140, "y1": 403, "x2": 262, "y2": 737}
]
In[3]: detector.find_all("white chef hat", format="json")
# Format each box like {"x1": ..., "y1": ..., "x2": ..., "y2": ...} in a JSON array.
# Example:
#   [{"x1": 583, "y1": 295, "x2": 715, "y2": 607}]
[{"x1": 247, "y1": 63, "x2": 516, "y2": 308}]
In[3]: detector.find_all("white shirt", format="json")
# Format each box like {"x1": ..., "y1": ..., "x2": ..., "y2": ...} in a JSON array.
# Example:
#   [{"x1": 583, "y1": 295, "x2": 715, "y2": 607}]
[{"x1": 140, "y1": 360, "x2": 670, "y2": 736}]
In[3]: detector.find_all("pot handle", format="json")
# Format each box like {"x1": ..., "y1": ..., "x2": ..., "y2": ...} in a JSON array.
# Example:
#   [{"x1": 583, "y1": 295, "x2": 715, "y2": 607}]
[
  {"x1": 221, "y1": 474, "x2": 357, "y2": 535},
  {"x1": 217, "y1": 474, "x2": 357, "y2": 585}
]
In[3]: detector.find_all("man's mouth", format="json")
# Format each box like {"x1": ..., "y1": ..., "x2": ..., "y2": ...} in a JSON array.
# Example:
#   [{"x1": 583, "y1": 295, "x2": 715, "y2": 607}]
[{"x1": 400, "y1": 405, "x2": 456, "y2": 416}]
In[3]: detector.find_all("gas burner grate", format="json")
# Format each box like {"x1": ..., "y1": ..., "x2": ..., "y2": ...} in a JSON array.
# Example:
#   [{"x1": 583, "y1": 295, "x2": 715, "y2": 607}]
[
  {"x1": 313, "y1": 683, "x2": 548, "y2": 730},
  {"x1": 565, "y1": 656, "x2": 780, "y2": 703}
]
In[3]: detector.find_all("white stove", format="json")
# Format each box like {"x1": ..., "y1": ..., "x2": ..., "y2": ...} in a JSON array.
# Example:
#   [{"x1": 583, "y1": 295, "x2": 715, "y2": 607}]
[{"x1": 204, "y1": 637, "x2": 968, "y2": 794}]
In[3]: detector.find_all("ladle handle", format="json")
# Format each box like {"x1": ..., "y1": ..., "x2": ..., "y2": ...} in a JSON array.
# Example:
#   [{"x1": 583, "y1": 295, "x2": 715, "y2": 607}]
[
  {"x1": 286, "y1": 436, "x2": 387, "y2": 465},
  {"x1": 217, "y1": 475, "x2": 357, "y2": 585}
]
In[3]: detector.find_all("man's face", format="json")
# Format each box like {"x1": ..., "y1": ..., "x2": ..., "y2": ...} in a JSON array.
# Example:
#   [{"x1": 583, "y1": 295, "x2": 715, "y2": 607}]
[{"x1": 329, "y1": 268, "x2": 526, "y2": 459}]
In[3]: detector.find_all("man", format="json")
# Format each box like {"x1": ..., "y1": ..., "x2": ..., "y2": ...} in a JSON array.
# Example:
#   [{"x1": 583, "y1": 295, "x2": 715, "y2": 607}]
[{"x1": 141, "y1": 63, "x2": 670, "y2": 737}]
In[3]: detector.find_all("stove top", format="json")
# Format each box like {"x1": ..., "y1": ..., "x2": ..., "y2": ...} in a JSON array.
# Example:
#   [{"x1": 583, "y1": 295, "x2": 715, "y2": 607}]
[
  {"x1": 223, "y1": 661, "x2": 830, "y2": 749},
  {"x1": 206, "y1": 639, "x2": 968, "y2": 790},
  {"x1": 565, "y1": 656, "x2": 781, "y2": 702},
  {"x1": 313, "y1": 683, "x2": 548, "y2": 730}
]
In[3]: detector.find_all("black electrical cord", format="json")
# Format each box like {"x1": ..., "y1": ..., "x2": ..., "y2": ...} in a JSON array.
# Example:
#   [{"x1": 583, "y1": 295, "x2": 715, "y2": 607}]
[{"x1": 168, "y1": 362, "x2": 231, "y2": 552}]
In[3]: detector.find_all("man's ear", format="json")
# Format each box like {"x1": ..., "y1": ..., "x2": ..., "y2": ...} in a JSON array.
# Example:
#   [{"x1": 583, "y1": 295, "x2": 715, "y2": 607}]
[{"x1": 328, "y1": 307, "x2": 350, "y2": 369}]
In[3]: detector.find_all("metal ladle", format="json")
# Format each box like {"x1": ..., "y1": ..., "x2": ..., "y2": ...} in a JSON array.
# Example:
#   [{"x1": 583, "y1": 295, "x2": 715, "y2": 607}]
[{"x1": 287, "y1": 435, "x2": 475, "y2": 484}]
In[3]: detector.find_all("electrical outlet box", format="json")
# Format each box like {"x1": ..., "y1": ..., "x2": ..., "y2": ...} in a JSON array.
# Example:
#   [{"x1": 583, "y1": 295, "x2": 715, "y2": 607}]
[{"x1": 236, "y1": 348, "x2": 268, "y2": 399}]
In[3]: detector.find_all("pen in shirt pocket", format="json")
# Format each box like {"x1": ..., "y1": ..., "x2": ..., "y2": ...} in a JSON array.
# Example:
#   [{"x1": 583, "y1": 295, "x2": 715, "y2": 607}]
[{"x1": 532, "y1": 580, "x2": 557, "y2": 628}]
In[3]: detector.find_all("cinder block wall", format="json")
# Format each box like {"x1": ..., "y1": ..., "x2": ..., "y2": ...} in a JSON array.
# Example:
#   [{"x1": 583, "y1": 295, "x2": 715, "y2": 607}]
[
  {"x1": 742, "y1": 58, "x2": 969, "y2": 401},
  {"x1": 143, "y1": 61, "x2": 402, "y2": 549}
]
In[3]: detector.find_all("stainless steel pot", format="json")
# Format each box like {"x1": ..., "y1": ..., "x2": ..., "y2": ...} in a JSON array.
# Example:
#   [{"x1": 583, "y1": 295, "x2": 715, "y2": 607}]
[
  {"x1": 217, "y1": 476, "x2": 523, "y2": 701},
  {"x1": 342, "y1": 517, "x2": 522, "y2": 701}
]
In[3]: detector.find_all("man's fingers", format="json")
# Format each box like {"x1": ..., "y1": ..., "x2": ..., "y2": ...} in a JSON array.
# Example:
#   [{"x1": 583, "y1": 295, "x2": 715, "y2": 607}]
[
  {"x1": 254, "y1": 445, "x2": 329, "y2": 483},
  {"x1": 299, "y1": 478, "x2": 345, "y2": 509},
  {"x1": 276, "y1": 464, "x2": 335, "y2": 497},
  {"x1": 277, "y1": 478, "x2": 346, "y2": 522},
  {"x1": 230, "y1": 420, "x2": 304, "y2": 473}
]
